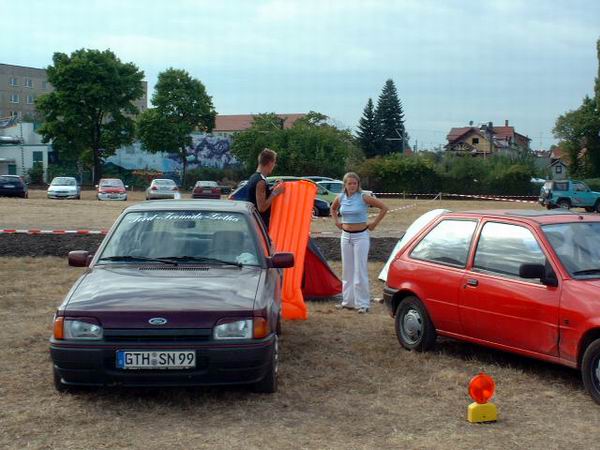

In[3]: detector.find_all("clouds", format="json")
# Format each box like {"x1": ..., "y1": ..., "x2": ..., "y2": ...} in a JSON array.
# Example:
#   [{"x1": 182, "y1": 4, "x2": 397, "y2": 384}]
[{"x1": 4, "y1": 0, "x2": 599, "y2": 149}]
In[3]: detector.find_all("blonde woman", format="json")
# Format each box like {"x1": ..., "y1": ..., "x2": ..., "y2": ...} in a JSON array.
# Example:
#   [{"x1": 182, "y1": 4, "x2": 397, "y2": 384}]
[{"x1": 330, "y1": 172, "x2": 388, "y2": 313}]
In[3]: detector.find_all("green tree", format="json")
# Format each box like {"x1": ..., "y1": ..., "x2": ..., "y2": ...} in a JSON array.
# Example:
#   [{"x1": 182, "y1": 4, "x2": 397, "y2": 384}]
[
  {"x1": 375, "y1": 79, "x2": 407, "y2": 155},
  {"x1": 231, "y1": 111, "x2": 355, "y2": 178},
  {"x1": 554, "y1": 38, "x2": 600, "y2": 177},
  {"x1": 36, "y1": 49, "x2": 145, "y2": 184},
  {"x1": 137, "y1": 68, "x2": 216, "y2": 182},
  {"x1": 356, "y1": 98, "x2": 380, "y2": 158}
]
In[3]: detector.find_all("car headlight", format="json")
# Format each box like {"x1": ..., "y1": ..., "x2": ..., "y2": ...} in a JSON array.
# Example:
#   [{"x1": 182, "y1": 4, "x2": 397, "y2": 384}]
[
  {"x1": 64, "y1": 319, "x2": 103, "y2": 340},
  {"x1": 213, "y1": 319, "x2": 253, "y2": 340}
]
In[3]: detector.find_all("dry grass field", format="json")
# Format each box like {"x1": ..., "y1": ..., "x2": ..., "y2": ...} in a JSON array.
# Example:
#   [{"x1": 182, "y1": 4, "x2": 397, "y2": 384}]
[
  {"x1": 2, "y1": 257, "x2": 600, "y2": 449},
  {"x1": 0, "y1": 189, "x2": 543, "y2": 235}
]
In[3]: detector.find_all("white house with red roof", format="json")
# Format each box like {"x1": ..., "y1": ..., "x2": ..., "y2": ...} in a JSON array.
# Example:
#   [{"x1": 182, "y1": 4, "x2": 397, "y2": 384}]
[{"x1": 445, "y1": 120, "x2": 531, "y2": 156}]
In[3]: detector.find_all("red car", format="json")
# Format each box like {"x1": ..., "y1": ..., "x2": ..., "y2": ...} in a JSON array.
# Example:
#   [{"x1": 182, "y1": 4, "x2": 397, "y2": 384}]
[
  {"x1": 96, "y1": 178, "x2": 128, "y2": 201},
  {"x1": 192, "y1": 181, "x2": 221, "y2": 199},
  {"x1": 384, "y1": 209, "x2": 600, "y2": 404}
]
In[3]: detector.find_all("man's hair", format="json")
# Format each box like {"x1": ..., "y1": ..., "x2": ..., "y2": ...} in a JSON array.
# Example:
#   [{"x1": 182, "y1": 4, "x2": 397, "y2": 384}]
[{"x1": 258, "y1": 148, "x2": 277, "y2": 166}]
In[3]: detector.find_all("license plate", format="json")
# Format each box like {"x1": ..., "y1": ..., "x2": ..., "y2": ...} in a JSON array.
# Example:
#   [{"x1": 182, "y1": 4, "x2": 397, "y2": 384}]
[
  {"x1": 109, "y1": 194, "x2": 118, "y2": 198},
  {"x1": 4, "y1": 184, "x2": 14, "y2": 188},
  {"x1": 116, "y1": 350, "x2": 196, "y2": 369}
]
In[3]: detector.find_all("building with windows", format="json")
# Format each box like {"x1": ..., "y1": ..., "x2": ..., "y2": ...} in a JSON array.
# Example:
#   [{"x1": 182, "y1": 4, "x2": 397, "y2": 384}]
[
  {"x1": 445, "y1": 120, "x2": 531, "y2": 156},
  {"x1": 0, "y1": 121, "x2": 51, "y2": 180},
  {"x1": 0, "y1": 63, "x2": 148, "y2": 120}
]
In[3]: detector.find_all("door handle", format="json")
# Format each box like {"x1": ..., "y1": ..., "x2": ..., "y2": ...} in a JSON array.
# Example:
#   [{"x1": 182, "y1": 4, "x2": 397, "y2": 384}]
[{"x1": 466, "y1": 279, "x2": 478, "y2": 287}]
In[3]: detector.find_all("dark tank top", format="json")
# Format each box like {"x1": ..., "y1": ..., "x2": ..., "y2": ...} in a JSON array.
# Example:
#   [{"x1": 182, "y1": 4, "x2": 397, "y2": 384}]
[{"x1": 246, "y1": 171, "x2": 272, "y2": 227}]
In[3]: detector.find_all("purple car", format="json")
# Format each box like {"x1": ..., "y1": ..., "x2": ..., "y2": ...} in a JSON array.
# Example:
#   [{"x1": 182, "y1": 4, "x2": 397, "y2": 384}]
[{"x1": 50, "y1": 200, "x2": 293, "y2": 393}]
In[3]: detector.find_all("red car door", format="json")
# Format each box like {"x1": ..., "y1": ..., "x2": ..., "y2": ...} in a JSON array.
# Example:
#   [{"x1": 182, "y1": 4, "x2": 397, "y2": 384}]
[
  {"x1": 402, "y1": 218, "x2": 478, "y2": 334},
  {"x1": 459, "y1": 221, "x2": 561, "y2": 356}
]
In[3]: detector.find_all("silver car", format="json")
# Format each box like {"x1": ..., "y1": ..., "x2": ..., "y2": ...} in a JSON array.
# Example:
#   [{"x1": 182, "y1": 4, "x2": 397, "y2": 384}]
[
  {"x1": 145, "y1": 179, "x2": 180, "y2": 200},
  {"x1": 48, "y1": 177, "x2": 81, "y2": 200}
]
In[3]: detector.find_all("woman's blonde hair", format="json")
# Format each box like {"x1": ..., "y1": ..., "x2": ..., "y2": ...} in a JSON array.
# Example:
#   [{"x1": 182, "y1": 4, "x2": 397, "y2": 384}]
[{"x1": 342, "y1": 172, "x2": 362, "y2": 196}]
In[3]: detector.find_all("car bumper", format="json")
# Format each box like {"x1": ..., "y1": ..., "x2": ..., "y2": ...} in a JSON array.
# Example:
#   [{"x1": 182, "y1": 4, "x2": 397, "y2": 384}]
[
  {"x1": 50, "y1": 335, "x2": 275, "y2": 387},
  {"x1": 0, "y1": 189, "x2": 26, "y2": 197},
  {"x1": 98, "y1": 193, "x2": 127, "y2": 201},
  {"x1": 383, "y1": 286, "x2": 398, "y2": 317},
  {"x1": 147, "y1": 192, "x2": 176, "y2": 199},
  {"x1": 48, "y1": 192, "x2": 79, "y2": 199}
]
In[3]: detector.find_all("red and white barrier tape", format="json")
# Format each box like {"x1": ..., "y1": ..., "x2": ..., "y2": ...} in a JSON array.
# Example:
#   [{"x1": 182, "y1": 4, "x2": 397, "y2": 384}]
[
  {"x1": 443, "y1": 193, "x2": 538, "y2": 204},
  {"x1": 0, "y1": 228, "x2": 108, "y2": 235},
  {"x1": 373, "y1": 192, "x2": 538, "y2": 200}
]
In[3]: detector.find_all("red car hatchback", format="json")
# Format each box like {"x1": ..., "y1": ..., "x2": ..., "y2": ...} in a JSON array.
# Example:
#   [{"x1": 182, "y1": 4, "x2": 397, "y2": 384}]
[
  {"x1": 192, "y1": 181, "x2": 221, "y2": 199},
  {"x1": 384, "y1": 210, "x2": 600, "y2": 404}
]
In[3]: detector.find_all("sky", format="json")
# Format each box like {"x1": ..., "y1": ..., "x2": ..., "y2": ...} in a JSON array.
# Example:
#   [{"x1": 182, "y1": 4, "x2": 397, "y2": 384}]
[{"x1": 4, "y1": 0, "x2": 600, "y2": 150}]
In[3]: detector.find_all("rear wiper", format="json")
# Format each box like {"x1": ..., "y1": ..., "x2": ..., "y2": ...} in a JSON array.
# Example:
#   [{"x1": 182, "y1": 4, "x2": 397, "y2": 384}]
[
  {"x1": 97, "y1": 255, "x2": 179, "y2": 265},
  {"x1": 158, "y1": 256, "x2": 242, "y2": 268},
  {"x1": 572, "y1": 268, "x2": 600, "y2": 276}
]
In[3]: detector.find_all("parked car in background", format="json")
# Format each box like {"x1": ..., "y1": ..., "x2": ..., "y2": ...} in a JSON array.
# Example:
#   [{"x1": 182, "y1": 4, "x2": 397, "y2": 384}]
[
  {"x1": 383, "y1": 209, "x2": 600, "y2": 404},
  {"x1": 145, "y1": 179, "x2": 179, "y2": 200},
  {"x1": 316, "y1": 180, "x2": 376, "y2": 204},
  {"x1": 192, "y1": 181, "x2": 221, "y2": 199},
  {"x1": 50, "y1": 200, "x2": 294, "y2": 393},
  {"x1": 96, "y1": 178, "x2": 128, "y2": 201},
  {"x1": 265, "y1": 176, "x2": 331, "y2": 217},
  {"x1": 303, "y1": 176, "x2": 335, "y2": 183},
  {"x1": 48, "y1": 177, "x2": 80, "y2": 200},
  {"x1": 0, "y1": 175, "x2": 28, "y2": 198},
  {"x1": 539, "y1": 179, "x2": 600, "y2": 212}
]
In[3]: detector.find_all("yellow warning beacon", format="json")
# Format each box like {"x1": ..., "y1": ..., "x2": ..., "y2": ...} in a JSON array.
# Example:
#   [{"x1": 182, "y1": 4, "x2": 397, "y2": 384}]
[{"x1": 467, "y1": 373, "x2": 497, "y2": 423}]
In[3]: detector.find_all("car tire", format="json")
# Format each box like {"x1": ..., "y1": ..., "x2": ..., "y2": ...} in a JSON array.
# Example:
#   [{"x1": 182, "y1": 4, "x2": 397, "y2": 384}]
[
  {"x1": 581, "y1": 339, "x2": 600, "y2": 404},
  {"x1": 312, "y1": 206, "x2": 319, "y2": 217},
  {"x1": 395, "y1": 296, "x2": 436, "y2": 352},
  {"x1": 595, "y1": 201, "x2": 600, "y2": 214},
  {"x1": 557, "y1": 199, "x2": 570, "y2": 209},
  {"x1": 252, "y1": 336, "x2": 278, "y2": 394}
]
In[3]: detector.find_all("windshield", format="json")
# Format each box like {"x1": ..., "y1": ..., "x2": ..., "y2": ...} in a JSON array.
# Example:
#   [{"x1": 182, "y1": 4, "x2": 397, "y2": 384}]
[
  {"x1": 543, "y1": 222, "x2": 600, "y2": 278},
  {"x1": 326, "y1": 183, "x2": 343, "y2": 194},
  {"x1": 51, "y1": 177, "x2": 76, "y2": 186},
  {"x1": 153, "y1": 179, "x2": 175, "y2": 185},
  {"x1": 99, "y1": 210, "x2": 260, "y2": 266},
  {"x1": 100, "y1": 179, "x2": 124, "y2": 187}
]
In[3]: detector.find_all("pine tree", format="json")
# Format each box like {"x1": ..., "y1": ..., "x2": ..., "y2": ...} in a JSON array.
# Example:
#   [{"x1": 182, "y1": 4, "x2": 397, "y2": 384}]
[
  {"x1": 375, "y1": 79, "x2": 407, "y2": 154},
  {"x1": 357, "y1": 98, "x2": 380, "y2": 158}
]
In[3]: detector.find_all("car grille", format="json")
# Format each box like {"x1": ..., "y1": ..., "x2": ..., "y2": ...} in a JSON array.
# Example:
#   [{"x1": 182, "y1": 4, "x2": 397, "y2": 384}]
[{"x1": 104, "y1": 328, "x2": 212, "y2": 342}]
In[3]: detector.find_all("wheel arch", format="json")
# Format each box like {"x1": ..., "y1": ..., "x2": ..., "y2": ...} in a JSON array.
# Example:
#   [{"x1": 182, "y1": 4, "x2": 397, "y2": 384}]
[
  {"x1": 391, "y1": 289, "x2": 421, "y2": 317},
  {"x1": 578, "y1": 328, "x2": 600, "y2": 368}
]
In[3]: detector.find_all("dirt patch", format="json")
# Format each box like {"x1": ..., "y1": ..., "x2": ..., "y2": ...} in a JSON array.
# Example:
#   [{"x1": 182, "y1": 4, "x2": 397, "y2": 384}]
[{"x1": 0, "y1": 235, "x2": 399, "y2": 261}]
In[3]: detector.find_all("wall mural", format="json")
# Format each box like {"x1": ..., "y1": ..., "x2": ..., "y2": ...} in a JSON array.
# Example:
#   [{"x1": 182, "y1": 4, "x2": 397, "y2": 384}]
[{"x1": 106, "y1": 133, "x2": 237, "y2": 173}]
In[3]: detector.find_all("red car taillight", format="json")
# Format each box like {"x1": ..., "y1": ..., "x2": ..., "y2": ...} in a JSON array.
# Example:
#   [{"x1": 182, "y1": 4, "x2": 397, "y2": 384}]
[
  {"x1": 212, "y1": 188, "x2": 220, "y2": 194},
  {"x1": 172, "y1": 186, "x2": 178, "y2": 191},
  {"x1": 151, "y1": 186, "x2": 158, "y2": 190}
]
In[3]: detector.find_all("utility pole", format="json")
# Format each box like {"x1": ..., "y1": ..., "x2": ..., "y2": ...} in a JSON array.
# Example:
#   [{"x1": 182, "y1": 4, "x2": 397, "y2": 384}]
[{"x1": 385, "y1": 127, "x2": 408, "y2": 153}]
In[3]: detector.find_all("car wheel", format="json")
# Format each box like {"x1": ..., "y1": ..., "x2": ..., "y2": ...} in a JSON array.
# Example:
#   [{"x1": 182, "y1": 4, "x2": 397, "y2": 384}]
[
  {"x1": 395, "y1": 296, "x2": 436, "y2": 351},
  {"x1": 557, "y1": 199, "x2": 570, "y2": 209},
  {"x1": 595, "y1": 201, "x2": 600, "y2": 213},
  {"x1": 252, "y1": 335, "x2": 278, "y2": 393},
  {"x1": 312, "y1": 206, "x2": 319, "y2": 217},
  {"x1": 581, "y1": 339, "x2": 600, "y2": 404}
]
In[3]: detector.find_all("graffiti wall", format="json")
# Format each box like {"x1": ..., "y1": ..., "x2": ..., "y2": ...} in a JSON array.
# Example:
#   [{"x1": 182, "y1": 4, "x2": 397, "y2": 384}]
[{"x1": 105, "y1": 133, "x2": 237, "y2": 172}]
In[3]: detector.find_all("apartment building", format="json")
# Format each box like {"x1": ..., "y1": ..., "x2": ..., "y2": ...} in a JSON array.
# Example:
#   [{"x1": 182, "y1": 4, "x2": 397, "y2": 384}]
[{"x1": 0, "y1": 63, "x2": 148, "y2": 120}]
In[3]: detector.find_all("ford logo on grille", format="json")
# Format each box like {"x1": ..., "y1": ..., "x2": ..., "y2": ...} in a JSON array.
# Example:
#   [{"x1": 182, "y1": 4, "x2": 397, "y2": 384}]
[{"x1": 148, "y1": 317, "x2": 167, "y2": 326}]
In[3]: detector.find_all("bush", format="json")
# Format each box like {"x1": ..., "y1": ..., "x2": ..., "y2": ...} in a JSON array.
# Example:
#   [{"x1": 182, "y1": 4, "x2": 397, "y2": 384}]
[
  {"x1": 583, "y1": 178, "x2": 600, "y2": 191},
  {"x1": 356, "y1": 154, "x2": 440, "y2": 193},
  {"x1": 27, "y1": 162, "x2": 45, "y2": 185}
]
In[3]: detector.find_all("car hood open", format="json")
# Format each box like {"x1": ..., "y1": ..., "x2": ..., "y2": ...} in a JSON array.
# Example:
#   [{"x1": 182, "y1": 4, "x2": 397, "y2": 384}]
[{"x1": 63, "y1": 265, "x2": 263, "y2": 328}]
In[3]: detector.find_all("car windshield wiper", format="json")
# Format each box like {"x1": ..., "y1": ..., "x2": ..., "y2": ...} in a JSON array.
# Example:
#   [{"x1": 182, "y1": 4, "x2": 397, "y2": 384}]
[
  {"x1": 157, "y1": 256, "x2": 242, "y2": 268},
  {"x1": 97, "y1": 255, "x2": 179, "y2": 265},
  {"x1": 572, "y1": 268, "x2": 600, "y2": 276}
]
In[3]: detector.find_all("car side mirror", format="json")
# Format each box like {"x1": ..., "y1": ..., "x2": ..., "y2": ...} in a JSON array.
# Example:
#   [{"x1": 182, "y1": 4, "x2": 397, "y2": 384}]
[
  {"x1": 69, "y1": 250, "x2": 91, "y2": 267},
  {"x1": 269, "y1": 252, "x2": 294, "y2": 268},
  {"x1": 519, "y1": 263, "x2": 558, "y2": 287}
]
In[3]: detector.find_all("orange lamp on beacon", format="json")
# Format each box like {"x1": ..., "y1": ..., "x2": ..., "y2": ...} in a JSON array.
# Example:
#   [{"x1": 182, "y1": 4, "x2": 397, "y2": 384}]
[{"x1": 467, "y1": 373, "x2": 497, "y2": 423}]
